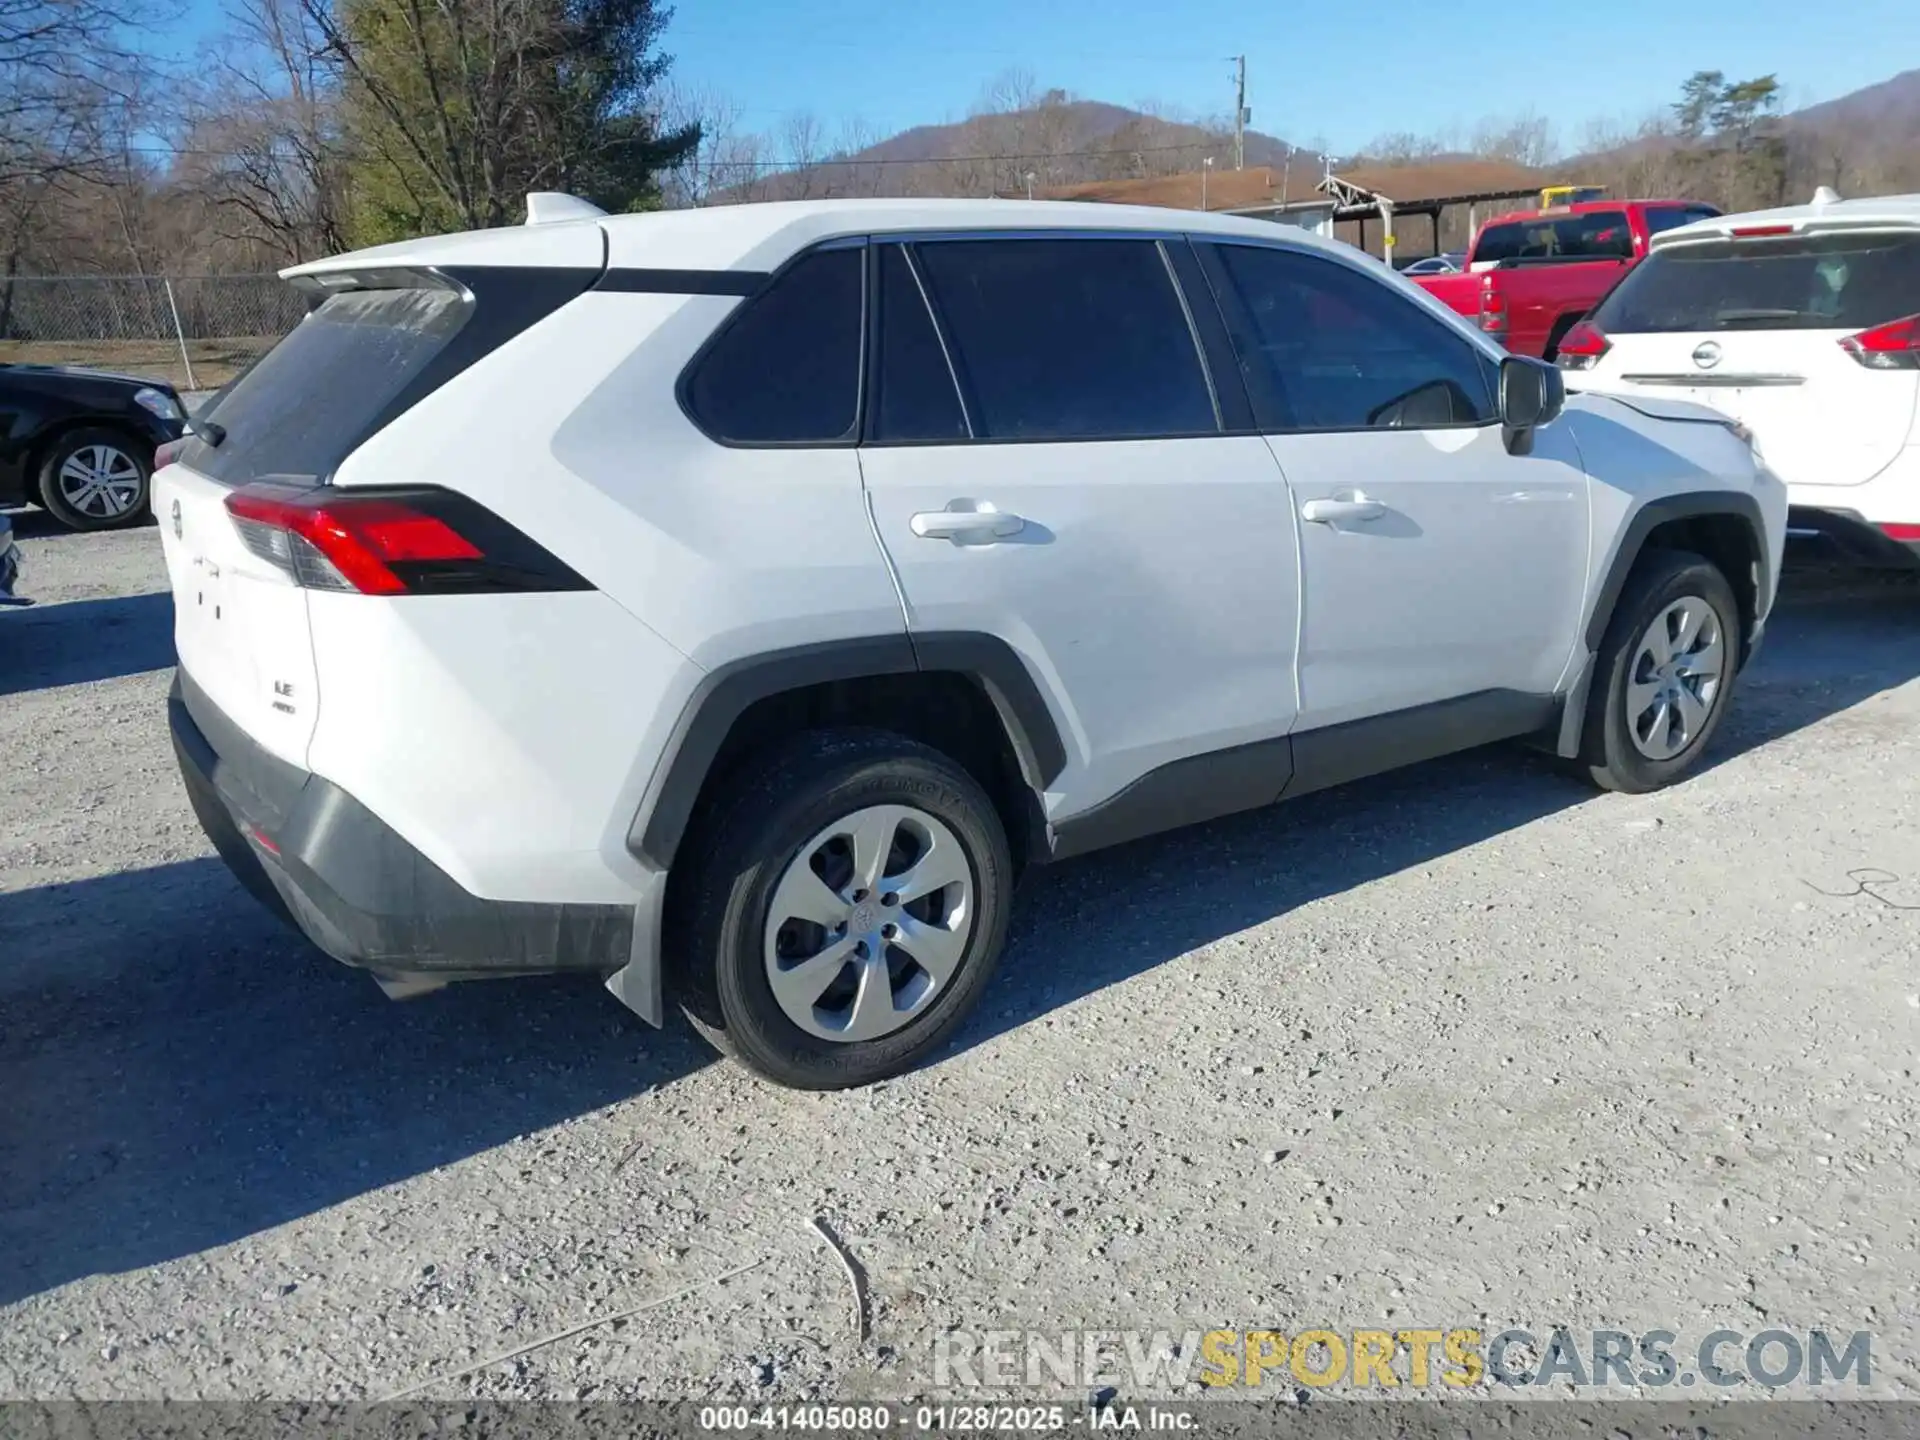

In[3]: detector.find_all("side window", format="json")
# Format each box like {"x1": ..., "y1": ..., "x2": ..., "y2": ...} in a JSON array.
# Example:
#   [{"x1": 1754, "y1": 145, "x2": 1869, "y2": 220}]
[
  {"x1": 1642, "y1": 207, "x2": 1693, "y2": 238},
  {"x1": 683, "y1": 246, "x2": 862, "y2": 444},
  {"x1": 1204, "y1": 243, "x2": 1499, "y2": 432},
  {"x1": 1561, "y1": 210, "x2": 1633, "y2": 259},
  {"x1": 872, "y1": 244, "x2": 969, "y2": 442},
  {"x1": 910, "y1": 238, "x2": 1218, "y2": 441}
]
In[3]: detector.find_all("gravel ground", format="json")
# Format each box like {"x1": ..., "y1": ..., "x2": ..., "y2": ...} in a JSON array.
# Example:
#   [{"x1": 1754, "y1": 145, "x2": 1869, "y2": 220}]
[{"x1": 4, "y1": 507, "x2": 1920, "y2": 1405}]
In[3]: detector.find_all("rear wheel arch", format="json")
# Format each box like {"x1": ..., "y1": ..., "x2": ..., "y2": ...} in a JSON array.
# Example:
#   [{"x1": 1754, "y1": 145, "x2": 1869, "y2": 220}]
[
  {"x1": 27, "y1": 415, "x2": 151, "y2": 490},
  {"x1": 631, "y1": 632, "x2": 1065, "y2": 877}
]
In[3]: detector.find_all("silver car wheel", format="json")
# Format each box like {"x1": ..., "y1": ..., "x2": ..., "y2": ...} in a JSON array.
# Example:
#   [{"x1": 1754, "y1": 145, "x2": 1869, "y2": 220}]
[
  {"x1": 57, "y1": 444, "x2": 144, "y2": 518},
  {"x1": 763, "y1": 803, "x2": 974, "y2": 1044},
  {"x1": 1626, "y1": 595, "x2": 1727, "y2": 761}
]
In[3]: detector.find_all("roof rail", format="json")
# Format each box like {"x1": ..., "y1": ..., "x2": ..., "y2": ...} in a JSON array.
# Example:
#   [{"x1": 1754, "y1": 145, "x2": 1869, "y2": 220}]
[{"x1": 525, "y1": 192, "x2": 607, "y2": 226}]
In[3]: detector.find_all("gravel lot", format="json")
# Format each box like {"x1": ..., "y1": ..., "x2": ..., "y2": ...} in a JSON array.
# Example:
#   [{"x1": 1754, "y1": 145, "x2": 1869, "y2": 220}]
[{"x1": 4, "y1": 508, "x2": 1920, "y2": 1404}]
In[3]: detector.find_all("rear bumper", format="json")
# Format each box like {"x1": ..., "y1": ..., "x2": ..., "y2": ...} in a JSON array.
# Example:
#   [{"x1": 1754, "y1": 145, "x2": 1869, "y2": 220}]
[
  {"x1": 169, "y1": 670, "x2": 635, "y2": 984},
  {"x1": 1785, "y1": 506, "x2": 1920, "y2": 569}
]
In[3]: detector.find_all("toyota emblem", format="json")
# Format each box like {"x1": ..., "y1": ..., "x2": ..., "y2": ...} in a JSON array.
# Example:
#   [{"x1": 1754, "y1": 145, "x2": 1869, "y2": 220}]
[
  {"x1": 1691, "y1": 341, "x2": 1723, "y2": 370},
  {"x1": 170, "y1": 498, "x2": 182, "y2": 539}
]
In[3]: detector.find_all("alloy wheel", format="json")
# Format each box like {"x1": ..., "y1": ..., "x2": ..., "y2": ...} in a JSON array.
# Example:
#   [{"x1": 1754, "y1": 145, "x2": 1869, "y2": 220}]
[
  {"x1": 57, "y1": 444, "x2": 144, "y2": 519},
  {"x1": 762, "y1": 803, "x2": 974, "y2": 1043},
  {"x1": 1626, "y1": 595, "x2": 1727, "y2": 761}
]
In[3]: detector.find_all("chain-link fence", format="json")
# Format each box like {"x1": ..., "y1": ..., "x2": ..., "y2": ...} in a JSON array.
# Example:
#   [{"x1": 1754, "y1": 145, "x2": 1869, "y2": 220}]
[{"x1": 0, "y1": 274, "x2": 308, "y2": 395}]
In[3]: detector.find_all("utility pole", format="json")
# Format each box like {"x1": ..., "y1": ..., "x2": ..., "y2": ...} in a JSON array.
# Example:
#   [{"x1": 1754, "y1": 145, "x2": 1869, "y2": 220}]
[{"x1": 1231, "y1": 55, "x2": 1247, "y2": 171}]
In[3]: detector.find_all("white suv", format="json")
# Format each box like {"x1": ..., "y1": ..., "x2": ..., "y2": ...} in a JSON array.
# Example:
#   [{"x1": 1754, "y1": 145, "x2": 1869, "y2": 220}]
[
  {"x1": 1558, "y1": 190, "x2": 1920, "y2": 567},
  {"x1": 156, "y1": 196, "x2": 1786, "y2": 1089}
]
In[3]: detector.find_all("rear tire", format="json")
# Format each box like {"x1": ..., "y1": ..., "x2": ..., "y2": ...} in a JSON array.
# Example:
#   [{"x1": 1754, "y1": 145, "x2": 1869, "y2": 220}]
[
  {"x1": 37, "y1": 427, "x2": 152, "y2": 532},
  {"x1": 1580, "y1": 549, "x2": 1741, "y2": 793},
  {"x1": 675, "y1": 729, "x2": 1013, "y2": 1089}
]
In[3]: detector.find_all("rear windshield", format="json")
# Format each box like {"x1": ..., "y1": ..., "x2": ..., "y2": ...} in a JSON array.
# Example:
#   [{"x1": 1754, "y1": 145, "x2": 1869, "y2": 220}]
[
  {"x1": 1592, "y1": 230, "x2": 1920, "y2": 334},
  {"x1": 189, "y1": 283, "x2": 471, "y2": 485},
  {"x1": 1473, "y1": 210, "x2": 1634, "y2": 265}
]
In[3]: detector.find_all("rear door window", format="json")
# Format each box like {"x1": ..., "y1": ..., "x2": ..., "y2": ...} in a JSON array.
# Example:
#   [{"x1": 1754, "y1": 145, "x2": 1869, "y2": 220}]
[
  {"x1": 684, "y1": 246, "x2": 864, "y2": 444},
  {"x1": 909, "y1": 238, "x2": 1218, "y2": 441},
  {"x1": 1593, "y1": 231, "x2": 1920, "y2": 333},
  {"x1": 192, "y1": 282, "x2": 473, "y2": 485},
  {"x1": 871, "y1": 244, "x2": 970, "y2": 442}
]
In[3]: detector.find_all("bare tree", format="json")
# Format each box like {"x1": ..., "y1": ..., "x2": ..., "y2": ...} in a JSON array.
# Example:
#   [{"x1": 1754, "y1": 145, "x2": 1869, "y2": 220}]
[
  {"x1": 779, "y1": 110, "x2": 825, "y2": 199},
  {"x1": 1468, "y1": 110, "x2": 1557, "y2": 169},
  {"x1": 658, "y1": 81, "x2": 753, "y2": 207},
  {"x1": 173, "y1": 0, "x2": 346, "y2": 263}
]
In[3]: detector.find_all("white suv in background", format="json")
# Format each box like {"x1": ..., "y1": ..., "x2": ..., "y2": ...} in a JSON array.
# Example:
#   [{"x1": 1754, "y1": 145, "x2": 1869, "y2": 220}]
[
  {"x1": 156, "y1": 196, "x2": 1785, "y2": 1089},
  {"x1": 1558, "y1": 190, "x2": 1920, "y2": 567}
]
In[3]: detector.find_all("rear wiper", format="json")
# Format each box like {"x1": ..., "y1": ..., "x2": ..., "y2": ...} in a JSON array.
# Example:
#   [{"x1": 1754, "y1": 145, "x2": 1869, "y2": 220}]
[
  {"x1": 1714, "y1": 307, "x2": 1811, "y2": 325},
  {"x1": 183, "y1": 413, "x2": 226, "y2": 447}
]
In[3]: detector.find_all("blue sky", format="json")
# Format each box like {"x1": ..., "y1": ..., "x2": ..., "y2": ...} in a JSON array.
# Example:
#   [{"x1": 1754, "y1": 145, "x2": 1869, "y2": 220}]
[{"x1": 173, "y1": 0, "x2": 1917, "y2": 157}]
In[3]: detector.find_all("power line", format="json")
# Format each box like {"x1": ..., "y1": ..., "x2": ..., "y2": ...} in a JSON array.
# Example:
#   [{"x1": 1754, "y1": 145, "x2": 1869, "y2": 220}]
[{"x1": 114, "y1": 137, "x2": 1254, "y2": 174}]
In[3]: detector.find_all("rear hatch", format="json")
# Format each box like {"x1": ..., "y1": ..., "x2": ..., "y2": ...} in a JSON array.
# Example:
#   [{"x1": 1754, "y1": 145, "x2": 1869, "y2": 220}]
[
  {"x1": 1573, "y1": 226, "x2": 1920, "y2": 488},
  {"x1": 155, "y1": 275, "x2": 502, "y2": 765}
]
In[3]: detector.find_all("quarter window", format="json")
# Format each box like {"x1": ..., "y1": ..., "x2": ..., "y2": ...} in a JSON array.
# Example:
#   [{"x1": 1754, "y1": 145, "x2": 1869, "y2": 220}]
[
  {"x1": 1204, "y1": 243, "x2": 1499, "y2": 431},
  {"x1": 909, "y1": 238, "x2": 1218, "y2": 441},
  {"x1": 683, "y1": 246, "x2": 863, "y2": 444}
]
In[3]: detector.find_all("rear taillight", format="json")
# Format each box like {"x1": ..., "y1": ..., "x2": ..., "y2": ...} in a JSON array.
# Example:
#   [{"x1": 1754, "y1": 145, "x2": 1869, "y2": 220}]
[
  {"x1": 1555, "y1": 320, "x2": 1611, "y2": 370},
  {"x1": 1477, "y1": 276, "x2": 1508, "y2": 338},
  {"x1": 222, "y1": 484, "x2": 589, "y2": 596},
  {"x1": 1880, "y1": 523, "x2": 1920, "y2": 542},
  {"x1": 1840, "y1": 314, "x2": 1920, "y2": 371}
]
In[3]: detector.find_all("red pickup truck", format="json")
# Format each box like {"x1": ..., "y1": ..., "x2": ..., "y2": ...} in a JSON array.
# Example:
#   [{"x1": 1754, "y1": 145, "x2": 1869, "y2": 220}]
[{"x1": 1411, "y1": 199, "x2": 1720, "y2": 360}]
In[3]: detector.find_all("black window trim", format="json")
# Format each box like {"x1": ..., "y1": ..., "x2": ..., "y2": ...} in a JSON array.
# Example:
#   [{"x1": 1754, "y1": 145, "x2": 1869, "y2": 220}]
[
  {"x1": 679, "y1": 224, "x2": 1502, "y2": 452},
  {"x1": 861, "y1": 241, "x2": 976, "y2": 445},
  {"x1": 675, "y1": 236, "x2": 870, "y2": 451},
  {"x1": 1192, "y1": 237, "x2": 1507, "y2": 438},
  {"x1": 859, "y1": 229, "x2": 1231, "y2": 450}
]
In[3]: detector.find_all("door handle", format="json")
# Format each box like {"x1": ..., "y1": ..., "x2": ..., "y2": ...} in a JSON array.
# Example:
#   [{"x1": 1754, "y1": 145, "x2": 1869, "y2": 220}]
[
  {"x1": 1300, "y1": 495, "x2": 1386, "y2": 525},
  {"x1": 910, "y1": 504, "x2": 1026, "y2": 541}
]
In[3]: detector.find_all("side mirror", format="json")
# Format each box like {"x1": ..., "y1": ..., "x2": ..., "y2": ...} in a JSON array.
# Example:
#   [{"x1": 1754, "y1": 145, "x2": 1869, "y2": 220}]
[{"x1": 1500, "y1": 355, "x2": 1565, "y2": 455}]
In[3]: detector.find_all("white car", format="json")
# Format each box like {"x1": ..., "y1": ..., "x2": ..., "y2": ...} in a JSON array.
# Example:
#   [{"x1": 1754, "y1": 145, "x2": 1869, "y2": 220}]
[
  {"x1": 1556, "y1": 190, "x2": 1920, "y2": 566},
  {"x1": 1402, "y1": 251, "x2": 1465, "y2": 276},
  {"x1": 156, "y1": 196, "x2": 1785, "y2": 1089}
]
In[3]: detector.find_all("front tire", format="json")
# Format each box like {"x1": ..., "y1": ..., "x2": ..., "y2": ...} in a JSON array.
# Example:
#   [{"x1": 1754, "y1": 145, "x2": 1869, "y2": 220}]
[
  {"x1": 676, "y1": 729, "x2": 1013, "y2": 1089},
  {"x1": 37, "y1": 427, "x2": 152, "y2": 531},
  {"x1": 1580, "y1": 549, "x2": 1741, "y2": 793}
]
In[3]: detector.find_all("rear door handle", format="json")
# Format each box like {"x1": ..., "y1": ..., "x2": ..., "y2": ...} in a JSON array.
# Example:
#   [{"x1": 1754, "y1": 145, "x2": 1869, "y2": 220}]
[
  {"x1": 1300, "y1": 495, "x2": 1386, "y2": 524},
  {"x1": 910, "y1": 504, "x2": 1026, "y2": 541}
]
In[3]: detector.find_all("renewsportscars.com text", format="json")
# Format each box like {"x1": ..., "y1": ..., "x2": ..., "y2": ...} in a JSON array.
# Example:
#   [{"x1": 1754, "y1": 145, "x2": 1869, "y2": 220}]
[{"x1": 932, "y1": 1327, "x2": 1873, "y2": 1392}]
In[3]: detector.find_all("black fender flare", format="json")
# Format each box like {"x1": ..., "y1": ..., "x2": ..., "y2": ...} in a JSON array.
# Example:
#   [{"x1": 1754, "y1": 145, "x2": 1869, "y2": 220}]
[
  {"x1": 628, "y1": 631, "x2": 1067, "y2": 871},
  {"x1": 1556, "y1": 489, "x2": 1769, "y2": 759},
  {"x1": 1583, "y1": 490, "x2": 1769, "y2": 654}
]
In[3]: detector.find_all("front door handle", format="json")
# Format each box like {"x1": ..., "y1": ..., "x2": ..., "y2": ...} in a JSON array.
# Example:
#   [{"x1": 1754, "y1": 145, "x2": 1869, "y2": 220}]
[
  {"x1": 1301, "y1": 495, "x2": 1386, "y2": 525},
  {"x1": 910, "y1": 503, "x2": 1026, "y2": 541}
]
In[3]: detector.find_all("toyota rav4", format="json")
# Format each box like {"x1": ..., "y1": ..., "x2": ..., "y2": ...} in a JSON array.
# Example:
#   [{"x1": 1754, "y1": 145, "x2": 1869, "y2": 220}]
[{"x1": 158, "y1": 195, "x2": 1787, "y2": 1089}]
